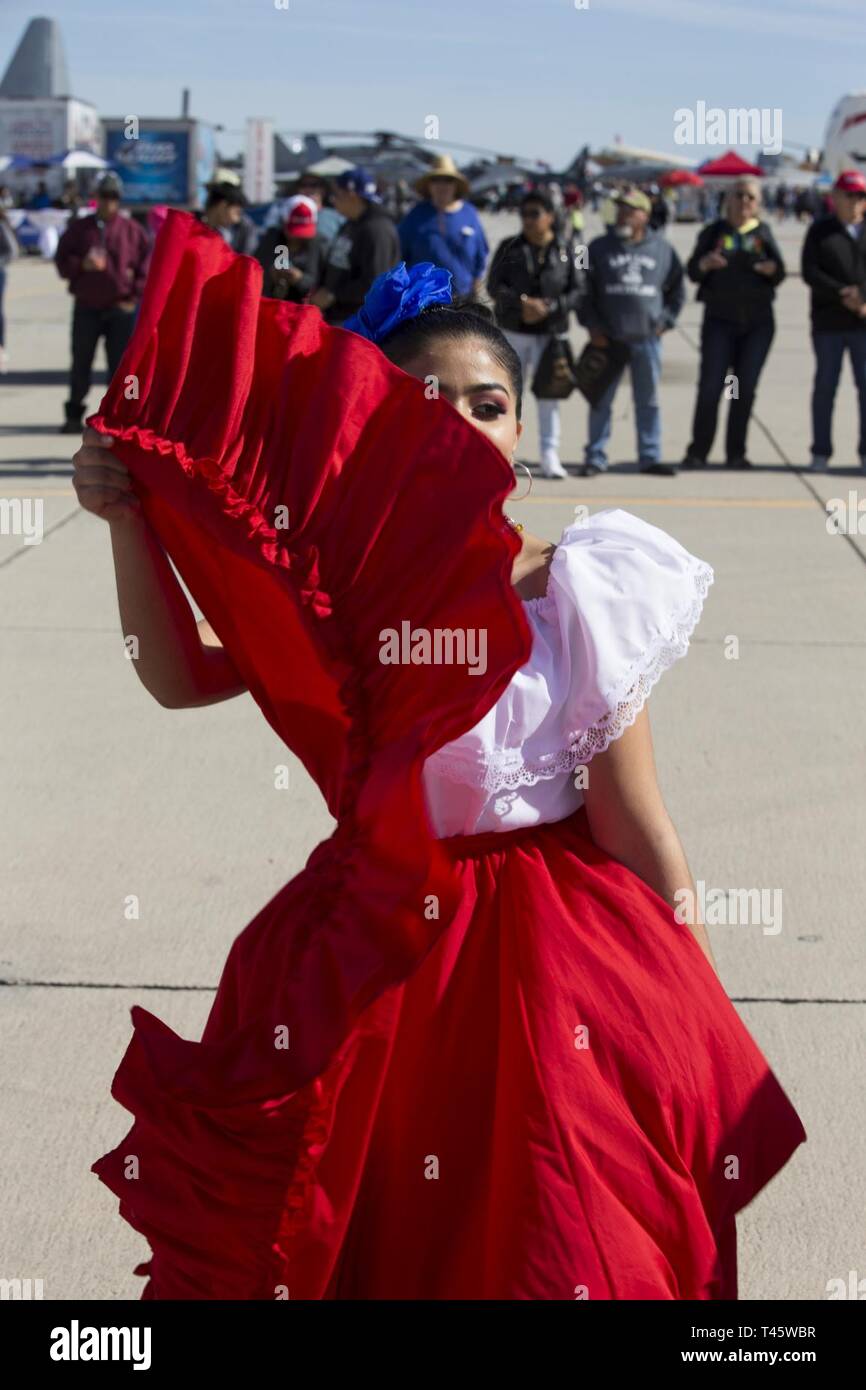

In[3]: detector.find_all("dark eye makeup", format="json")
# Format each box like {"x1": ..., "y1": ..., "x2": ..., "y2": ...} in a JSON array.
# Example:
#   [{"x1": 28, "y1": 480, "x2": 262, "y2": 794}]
[
  {"x1": 468, "y1": 382, "x2": 510, "y2": 420},
  {"x1": 472, "y1": 400, "x2": 508, "y2": 420}
]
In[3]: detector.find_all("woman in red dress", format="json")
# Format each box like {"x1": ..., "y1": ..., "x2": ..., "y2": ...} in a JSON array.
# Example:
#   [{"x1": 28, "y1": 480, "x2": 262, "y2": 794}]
[{"x1": 77, "y1": 212, "x2": 805, "y2": 1300}]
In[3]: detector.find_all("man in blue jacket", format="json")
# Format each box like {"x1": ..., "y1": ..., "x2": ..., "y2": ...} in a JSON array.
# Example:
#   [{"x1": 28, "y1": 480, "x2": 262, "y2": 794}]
[
  {"x1": 399, "y1": 154, "x2": 488, "y2": 298},
  {"x1": 579, "y1": 190, "x2": 684, "y2": 477}
]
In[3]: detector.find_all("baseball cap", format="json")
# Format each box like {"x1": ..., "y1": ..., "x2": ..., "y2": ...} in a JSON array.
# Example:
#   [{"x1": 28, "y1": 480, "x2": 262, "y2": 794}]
[
  {"x1": 833, "y1": 170, "x2": 866, "y2": 195},
  {"x1": 284, "y1": 194, "x2": 317, "y2": 238},
  {"x1": 335, "y1": 166, "x2": 382, "y2": 204},
  {"x1": 97, "y1": 173, "x2": 123, "y2": 198},
  {"x1": 613, "y1": 188, "x2": 652, "y2": 214}
]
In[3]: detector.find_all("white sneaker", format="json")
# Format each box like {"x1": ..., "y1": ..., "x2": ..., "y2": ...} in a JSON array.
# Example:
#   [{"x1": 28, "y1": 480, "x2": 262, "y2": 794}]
[
  {"x1": 541, "y1": 450, "x2": 567, "y2": 479},
  {"x1": 808, "y1": 456, "x2": 829, "y2": 471}
]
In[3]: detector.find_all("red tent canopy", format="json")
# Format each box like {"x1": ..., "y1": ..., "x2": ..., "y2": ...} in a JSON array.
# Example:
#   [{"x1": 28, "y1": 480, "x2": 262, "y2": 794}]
[
  {"x1": 698, "y1": 151, "x2": 764, "y2": 177},
  {"x1": 660, "y1": 168, "x2": 704, "y2": 188}
]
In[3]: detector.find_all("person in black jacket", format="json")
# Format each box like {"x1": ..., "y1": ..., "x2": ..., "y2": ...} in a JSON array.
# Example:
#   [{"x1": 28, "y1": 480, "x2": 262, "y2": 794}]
[
  {"x1": 649, "y1": 187, "x2": 670, "y2": 231},
  {"x1": 255, "y1": 195, "x2": 325, "y2": 303},
  {"x1": 801, "y1": 169, "x2": 866, "y2": 471},
  {"x1": 197, "y1": 180, "x2": 258, "y2": 257},
  {"x1": 309, "y1": 166, "x2": 400, "y2": 326},
  {"x1": 683, "y1": 179, "x2": 785, "y2": 469},
  {"x1": 487, "y1": 191, "x2": 585, "y2": 478}
]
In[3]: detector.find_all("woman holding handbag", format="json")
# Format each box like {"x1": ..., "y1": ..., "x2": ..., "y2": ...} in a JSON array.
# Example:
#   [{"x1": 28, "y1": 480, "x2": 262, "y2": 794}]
[
  {"x1": 487, "y1": 191, "x2": 585, "y2": 478},
  {"x1": 683, "y1": 178, "x2": 785, "y2": 469}
]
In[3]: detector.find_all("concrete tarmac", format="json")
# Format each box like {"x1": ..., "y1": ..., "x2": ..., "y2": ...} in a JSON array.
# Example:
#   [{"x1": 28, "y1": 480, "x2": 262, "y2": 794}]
[{"x1": 1, "y1": 211, "x2": 864, "y2": 1300}]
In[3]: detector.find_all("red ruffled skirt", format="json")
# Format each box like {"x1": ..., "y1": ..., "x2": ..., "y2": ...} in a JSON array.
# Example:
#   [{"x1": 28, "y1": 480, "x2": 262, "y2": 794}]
[
  {"x1": 87, "y1": 213, "x2": 805, "y2": 1300},
  {"x1": 326, "y1": 811, "x2": 803, "y2": 1300}
]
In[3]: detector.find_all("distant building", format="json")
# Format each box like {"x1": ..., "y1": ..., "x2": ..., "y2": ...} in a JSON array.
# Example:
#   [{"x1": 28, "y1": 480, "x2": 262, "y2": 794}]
[
  {"x1": 0, "y1": 14, "x2": 70, "y2": 97},
  {"x1": 0, "y1": 17, "x2": 99, "y2": 161}
]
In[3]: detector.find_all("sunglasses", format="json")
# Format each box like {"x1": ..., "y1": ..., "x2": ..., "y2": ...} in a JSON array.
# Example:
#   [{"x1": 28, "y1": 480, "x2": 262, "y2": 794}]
[{"x1": 521, "y1": 208, "x2": 545, "y2": 218}]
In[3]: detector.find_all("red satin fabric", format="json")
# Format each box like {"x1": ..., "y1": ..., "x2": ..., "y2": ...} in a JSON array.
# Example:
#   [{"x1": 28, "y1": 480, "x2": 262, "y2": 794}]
[
  {"x1": 89, "y1": 213, "x2": 805, "y2": 1300},
  {"x1": 330, "y1": 814, "x2": 804, "y2": 1299}
]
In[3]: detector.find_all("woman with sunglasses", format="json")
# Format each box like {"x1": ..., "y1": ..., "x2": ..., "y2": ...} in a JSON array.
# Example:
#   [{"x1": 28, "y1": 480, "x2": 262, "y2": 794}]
[
  {"x1": 487, "y1": 190, "x2": 585, "y2": 478},
  {"x1": 683, "y1": 178, "x2": 785, "y2": 469}
]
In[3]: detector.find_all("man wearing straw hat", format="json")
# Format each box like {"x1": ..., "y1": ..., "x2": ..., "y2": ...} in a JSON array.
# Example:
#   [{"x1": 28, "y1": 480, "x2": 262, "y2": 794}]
[{"x1": 399, "y1": 154, "x2": 489, "y2": 298}]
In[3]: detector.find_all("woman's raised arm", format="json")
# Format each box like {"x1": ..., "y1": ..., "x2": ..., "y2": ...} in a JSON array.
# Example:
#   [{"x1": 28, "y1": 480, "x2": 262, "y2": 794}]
[{"x1": 73, "y1": 428, "x2": 247, "y2": 708}]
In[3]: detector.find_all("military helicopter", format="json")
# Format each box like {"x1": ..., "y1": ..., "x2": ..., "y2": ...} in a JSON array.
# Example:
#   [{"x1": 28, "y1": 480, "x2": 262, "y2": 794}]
[{"x1": 271, "y1": 129, "x2": 593, "y2": 200}]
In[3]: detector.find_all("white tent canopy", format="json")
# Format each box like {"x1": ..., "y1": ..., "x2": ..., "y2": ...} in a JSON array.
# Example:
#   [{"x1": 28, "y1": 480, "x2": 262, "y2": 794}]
[{"x1": 49, "y1": 150, "x2": 110, "y2": 171}]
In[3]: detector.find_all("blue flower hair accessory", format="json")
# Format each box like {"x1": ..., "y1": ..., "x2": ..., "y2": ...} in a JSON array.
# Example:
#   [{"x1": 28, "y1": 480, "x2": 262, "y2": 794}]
[{"x1": 343, "y1": 261, "x2": 453, "y2": 343}]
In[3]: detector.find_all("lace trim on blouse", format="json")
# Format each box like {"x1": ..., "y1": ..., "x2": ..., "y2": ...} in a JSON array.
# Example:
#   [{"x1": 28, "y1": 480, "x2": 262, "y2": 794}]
[{"x1": 428, "y1": 560, "x2": 713, "y2": 794}]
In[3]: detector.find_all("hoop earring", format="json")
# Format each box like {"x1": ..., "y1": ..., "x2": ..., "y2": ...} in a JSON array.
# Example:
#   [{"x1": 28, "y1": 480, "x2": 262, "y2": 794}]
[{"x1": 511, "y1": 460, "x2": 533, "y2": 504}]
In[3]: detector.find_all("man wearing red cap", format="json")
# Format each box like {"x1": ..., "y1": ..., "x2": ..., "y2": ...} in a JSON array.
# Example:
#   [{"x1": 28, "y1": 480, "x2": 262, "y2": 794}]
[
  {"x1": 254, "y1": 195, "x2": 324, "y2": 303},
  {"x1": 801, "y1": 170, "x2": 866, "y2": 471}
]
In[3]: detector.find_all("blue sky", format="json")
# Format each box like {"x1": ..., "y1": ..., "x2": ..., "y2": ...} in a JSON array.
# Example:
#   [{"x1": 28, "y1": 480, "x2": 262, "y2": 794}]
[{"x1": 1, "y1": 0, "x2": 865, "y2": 166}]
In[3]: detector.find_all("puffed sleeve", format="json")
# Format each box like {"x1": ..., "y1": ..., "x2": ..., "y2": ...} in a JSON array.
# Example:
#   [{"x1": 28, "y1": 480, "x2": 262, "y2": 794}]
[{"x1": 545, "y1": 509, "x2": 713, "y2": 761}]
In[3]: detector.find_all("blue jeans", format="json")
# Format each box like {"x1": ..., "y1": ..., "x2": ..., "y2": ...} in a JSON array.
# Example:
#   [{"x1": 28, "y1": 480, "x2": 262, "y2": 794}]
[
  {"x1": 811, "y1": 330, "x2": 866, "y2": 460},
  {"x1": 586, "y1": 335, "x2": 662, "y2": 469}
]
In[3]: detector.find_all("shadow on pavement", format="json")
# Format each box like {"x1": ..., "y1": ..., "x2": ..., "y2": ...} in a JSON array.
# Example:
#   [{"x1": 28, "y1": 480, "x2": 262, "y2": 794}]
[
  {"x1": 0, "y1": 462, "x2": 73, "y2": 476},
  {"x1": 517, "y1": 459, "x2": 859, "y2": 475},
  {"x1": 0, "y1": 424, "x2": 78, "y2": 437},
  {"x1": 0, "y1": 369, "x2": 105, "y2": 387}
]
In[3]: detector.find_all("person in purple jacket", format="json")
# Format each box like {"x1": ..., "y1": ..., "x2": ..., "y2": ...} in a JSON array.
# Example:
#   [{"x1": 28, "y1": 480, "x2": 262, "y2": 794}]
[
  {"x1": 399, "y1": 155, "x2": 488, "y2": 298},
  {"x1": 55, "y1": 174, "x2": 151, "y2": 434}
]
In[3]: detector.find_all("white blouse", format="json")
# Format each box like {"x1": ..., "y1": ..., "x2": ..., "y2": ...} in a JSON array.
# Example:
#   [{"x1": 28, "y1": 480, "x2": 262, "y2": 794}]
[{"x1": 423, "y1": 509, "x2": 713, "y2": 838}]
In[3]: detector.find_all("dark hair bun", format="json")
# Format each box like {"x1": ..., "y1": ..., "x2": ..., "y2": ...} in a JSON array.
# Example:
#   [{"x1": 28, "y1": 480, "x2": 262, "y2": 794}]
[
  {"x1": 452, "y1": 296, "x2": 496, "y2": 322},
  {"x1": 412, "y1": 297, "x2": 495, "y2": 324},
  {"x1": 379, "y1": 297, "x2": 524, "y2": 419}
]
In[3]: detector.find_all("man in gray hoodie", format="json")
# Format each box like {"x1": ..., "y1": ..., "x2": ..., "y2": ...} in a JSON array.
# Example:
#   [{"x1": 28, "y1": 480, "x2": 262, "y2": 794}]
[{"x1": 579, "y1": 190, "x2": 684, "y2": 476}]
